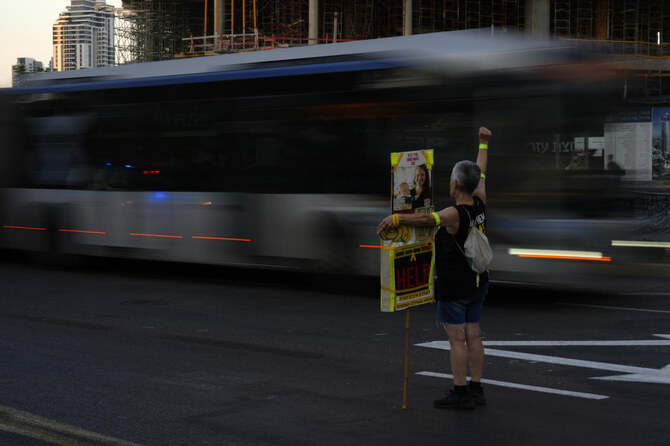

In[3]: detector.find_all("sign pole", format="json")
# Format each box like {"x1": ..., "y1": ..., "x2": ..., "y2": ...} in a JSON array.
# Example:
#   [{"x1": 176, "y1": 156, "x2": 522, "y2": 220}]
[
  {"x1": 402, "y1": 307, "x2": 411, "y2": 410},
  {"x1": 380, "y1": 149, "x2": 435, "y2": 410}
]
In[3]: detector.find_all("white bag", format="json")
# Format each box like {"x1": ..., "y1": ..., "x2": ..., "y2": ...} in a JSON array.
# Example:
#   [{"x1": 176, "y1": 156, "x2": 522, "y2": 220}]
[
  {"x1": 463, "y1": 225, "x2": 493, "y2": 273},
  {"x1": 455, "y1": 207, "x2": 493, "y2": 274}
]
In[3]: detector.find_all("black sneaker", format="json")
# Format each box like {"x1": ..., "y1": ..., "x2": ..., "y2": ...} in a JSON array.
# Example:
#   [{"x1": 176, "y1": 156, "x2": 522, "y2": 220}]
[
  {"x1": 433, "y1": 389, "x2": 475, "y2": 410},
  {"x1": 470, "y1": 386, "x2": 487, "y2": 406}
]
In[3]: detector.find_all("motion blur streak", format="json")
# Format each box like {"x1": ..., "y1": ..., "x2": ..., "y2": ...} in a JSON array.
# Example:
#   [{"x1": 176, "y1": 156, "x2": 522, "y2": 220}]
[
  {"x1": 1, "y1": 29, "x2": 667, "y2": 292},
  {"x1": 129, "y1": 233, "x2": 183, "y2": 239},
  {"x1": 509, "y1": 248, "x2": 607, "y2": 259},
  {"x1": 3, "y1": 226, "x2": 46, "y2": 231},
  {"x1": 611, "y1": 240, "x2": 670, "y2": 249},
  {"x1": 58, "y1": 229, "x2": 106, "y2": 234},
  {"x1": 192, "y1": 236, "x2": 251, "y2": 242},
  {"x1": 517, "y1": 255, "x2": 612, "y2": 262}
]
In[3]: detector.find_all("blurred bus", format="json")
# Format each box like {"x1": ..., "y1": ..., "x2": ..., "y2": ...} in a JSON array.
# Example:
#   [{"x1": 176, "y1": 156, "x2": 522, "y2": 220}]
[{"x1": 0, "y1": 29, "x2": 665, "y2": 291}]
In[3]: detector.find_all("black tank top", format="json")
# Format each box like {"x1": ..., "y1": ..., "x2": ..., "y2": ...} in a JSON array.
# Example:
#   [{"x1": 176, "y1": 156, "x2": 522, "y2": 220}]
[{"x1": 434, "y1": 196, "x2": 488, "y2": 301}]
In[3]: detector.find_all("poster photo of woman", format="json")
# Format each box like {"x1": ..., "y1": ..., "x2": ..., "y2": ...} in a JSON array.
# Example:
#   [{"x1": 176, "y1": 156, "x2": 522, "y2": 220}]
[
  {"x1": 392, "y1": 154, "x2": 433, "y2": 213},
  {"x1": 411, "y1": 164, "x2": 432, "y2": 209}
]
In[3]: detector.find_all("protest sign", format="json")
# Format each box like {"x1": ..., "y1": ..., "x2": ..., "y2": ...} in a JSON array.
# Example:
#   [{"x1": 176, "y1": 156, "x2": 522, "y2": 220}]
[{"x1": 380, "y1": 150, "x2": 435, "y2": 312}]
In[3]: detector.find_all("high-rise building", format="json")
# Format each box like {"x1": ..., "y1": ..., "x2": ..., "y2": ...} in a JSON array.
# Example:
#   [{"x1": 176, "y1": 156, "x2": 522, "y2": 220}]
[{"x1": 53, "y1": 0, "x2": 115, "y2": 71}]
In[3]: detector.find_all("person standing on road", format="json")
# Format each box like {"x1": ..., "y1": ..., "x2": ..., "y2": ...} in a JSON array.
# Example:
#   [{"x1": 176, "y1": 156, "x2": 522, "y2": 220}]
[{"x1": 377, "y1": 127, "x2": 491, "y2": 410}]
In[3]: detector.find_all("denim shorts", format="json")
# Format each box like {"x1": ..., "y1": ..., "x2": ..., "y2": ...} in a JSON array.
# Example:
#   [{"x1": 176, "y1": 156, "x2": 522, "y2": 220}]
[{"x1": 436, "y1": 282, "x2": 488, "y2": 325}]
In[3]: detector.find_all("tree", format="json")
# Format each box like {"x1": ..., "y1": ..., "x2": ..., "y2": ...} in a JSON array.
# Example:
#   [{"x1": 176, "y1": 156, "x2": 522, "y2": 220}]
[
  {"x1": 12, "y1": 64, "x2": 27, "y2": 87},
  {"x1": 13, "y1": 64, "x2": 26, "y2": 75}
]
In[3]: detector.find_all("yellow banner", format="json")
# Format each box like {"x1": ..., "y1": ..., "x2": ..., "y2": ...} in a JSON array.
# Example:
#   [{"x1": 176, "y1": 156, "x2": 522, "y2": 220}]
[{"x1": 380, "y1": 241, "x2": 435, "y2": 312}]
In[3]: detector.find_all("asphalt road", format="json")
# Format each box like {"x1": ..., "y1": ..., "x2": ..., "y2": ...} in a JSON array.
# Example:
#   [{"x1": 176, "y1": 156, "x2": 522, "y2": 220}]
[{"x1": 0, "y1": 253, "x2": 669, "y2": 446}]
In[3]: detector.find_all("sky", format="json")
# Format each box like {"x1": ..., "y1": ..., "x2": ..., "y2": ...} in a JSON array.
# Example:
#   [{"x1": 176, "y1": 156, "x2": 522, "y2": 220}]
[{"x1": 0, "y1": 0, "x2": 122, "y2": 88}]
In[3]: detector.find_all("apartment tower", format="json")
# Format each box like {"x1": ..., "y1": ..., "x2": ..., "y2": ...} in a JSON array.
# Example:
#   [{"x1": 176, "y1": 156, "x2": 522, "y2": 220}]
[{"x1": 53, "y1": 0, "x2": 115, "y2": 71}]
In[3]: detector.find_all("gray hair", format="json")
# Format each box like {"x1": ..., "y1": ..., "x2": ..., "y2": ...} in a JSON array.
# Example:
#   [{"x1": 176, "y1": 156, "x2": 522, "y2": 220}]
[{"x1": 451, "y1": 160, "x2": 481, "y2": 194}]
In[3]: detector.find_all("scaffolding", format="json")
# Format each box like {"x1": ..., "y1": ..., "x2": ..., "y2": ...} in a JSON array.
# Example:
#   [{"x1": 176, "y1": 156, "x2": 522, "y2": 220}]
[
  {"x1": 117, "y1": 0, "x2": 535, "y2": 57},
  {"x1": 594, "y1": 0, "x2": 608, "y2": 39},
  {"x1": 464, "y1": 0, "x2": 481, "y2": 29},
  {"x1": 435, "y1": 0, "x2": 522, "y2": 34},
  {"x1": 115, "y1": 10, "x2": 137, "y2": 65},
  {"x1": 111, "y1": 0, "x2": 670, "y2": 51},
  {"x1": 553, "y1": 0, "x2": 592, "y2": 38},
  {"x1": 352, "y1": 0, "x2": 374, "y2": 39},
  {"x1": 494, "y1": 0, "x2": 516, "y2": 29},
  {"x1": 322, "y1": 0, "x2": 343, "y2": 41},
  {"x1": 639, "y1": 0, "x2": 663, "y2": 54},
  {"x1": 574, "y1": 0, "x2": 592, "y2": 38},
  {"x1": 110, "y1": 0, "x2": 670, "y2": 100},
  {"x1": 375, "y1": 0, "x2": 404, "y2": 37},
  {"x1": 442, "y1": 0, "x2": 461, "y2": 31},
  {"x1": 258, "y1": 0, "x2": 309, "y2": 41},
  {"x1": 610, "y1": 0, "x2": 639, "y2": 44},
  {"x1": 116, "y1": 0, "x2": 190, "y2": 63},
  {"x1": 413, "y1": 0, "x2": 437, "y2": 34}
]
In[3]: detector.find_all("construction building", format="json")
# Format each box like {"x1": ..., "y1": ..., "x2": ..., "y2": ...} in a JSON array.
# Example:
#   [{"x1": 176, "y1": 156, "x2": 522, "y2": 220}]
[{"x1": 112, "y1": 0, "x2": 670, "y2": 99}]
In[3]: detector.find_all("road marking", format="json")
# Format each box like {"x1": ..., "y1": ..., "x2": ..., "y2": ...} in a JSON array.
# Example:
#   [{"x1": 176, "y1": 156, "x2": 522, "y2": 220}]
[
  {"x1": 416, "y1": 372, "x2": 609, "y2": 400},
  {"x1": 559, "y1": 303, "x2": 670, "y2": 314},
  {"x1": 418, "y1": 342, "x2": 661, "y2": 374},
  {"x1": 593, "y1": 364, "x2": 670, "y2": 384},
  {"x1": 417, "y1": 335, "x2": 670, "y2": 384},
  {"x1": 469, "y1": 334, "x2": 670, "y2": 347},
  {"x1": 0, "y1": 404, "x2": 143, "y2": 446}
]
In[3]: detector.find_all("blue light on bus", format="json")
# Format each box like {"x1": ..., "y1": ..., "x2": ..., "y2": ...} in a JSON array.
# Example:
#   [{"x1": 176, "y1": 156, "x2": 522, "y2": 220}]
[{"x1": 124, "y1": 165, "x2": 136, "y2": 168}]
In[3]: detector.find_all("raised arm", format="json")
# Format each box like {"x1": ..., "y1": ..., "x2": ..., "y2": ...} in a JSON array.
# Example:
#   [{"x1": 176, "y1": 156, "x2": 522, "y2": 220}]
[{"x1": 474, "y1": 127, "x2": 491, "y2": 205}]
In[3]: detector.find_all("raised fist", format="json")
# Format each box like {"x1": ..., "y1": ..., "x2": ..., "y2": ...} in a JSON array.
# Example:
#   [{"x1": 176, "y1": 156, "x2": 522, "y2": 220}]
[{"x1": 479, "y1": 127, "x2": 492, "y2": 144}]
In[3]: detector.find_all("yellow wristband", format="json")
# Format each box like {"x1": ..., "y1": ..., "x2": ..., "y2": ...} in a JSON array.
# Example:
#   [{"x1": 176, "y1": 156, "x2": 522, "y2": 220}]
[
  {"x1": 479, "y1": 143, "x2": 488, "y2": 150},
  {"x1": 392, "y1": 214, "x2": 399, "y2": 227},
  {"x1": 480, "y1": 173, "x2": 486, "y2": 179},
  {"x1": 431, "y1": 212, "x2": 441, "y2": 227}
]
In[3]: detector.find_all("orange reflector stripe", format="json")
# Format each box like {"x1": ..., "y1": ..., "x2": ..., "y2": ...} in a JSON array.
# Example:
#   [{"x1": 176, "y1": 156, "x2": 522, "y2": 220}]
[
  {"x1": 59, "y1": 229, "x2": 106, "y2": 234},
  {"x1": 360, "y1": 244, "x2": 382, "y2": 249},
  {"x1": 3, "y1": 225, "x2": 46, "y2": 231},
  {"x1": 517, "y1": 254, "x2": 612, "y2": 262},
  {"x1": 129, "y1": 233, "x2": 183, "y2": 239},
  {"x1": 192, "y1": 236, "x2": 251, "y2": 242}
]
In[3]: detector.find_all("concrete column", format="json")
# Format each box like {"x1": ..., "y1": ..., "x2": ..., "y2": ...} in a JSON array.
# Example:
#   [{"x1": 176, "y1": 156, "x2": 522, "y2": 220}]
[
  {"x1": 403, "y1": 0, "x2": 412, "y2": 36},
  {"x1": 309, "y1": 0, "x2": 318, "y2": 44},
  {"x1": 217, "y1": 0, "x2": 225, "y2": 35},
  {"x1": 525, "y1": 0, "x2": 550, "y2": 38}
]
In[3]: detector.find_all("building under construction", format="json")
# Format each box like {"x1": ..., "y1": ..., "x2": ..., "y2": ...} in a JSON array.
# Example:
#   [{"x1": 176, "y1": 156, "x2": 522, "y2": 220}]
[{"x1": 114, "y1": 0, "x2": 670, "y2": 99}]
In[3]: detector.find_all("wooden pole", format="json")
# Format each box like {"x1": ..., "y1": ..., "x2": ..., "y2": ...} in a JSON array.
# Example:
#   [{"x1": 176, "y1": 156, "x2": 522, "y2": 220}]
[
  {"x1": 253, "y1": 0, "x2": 257, "y2": 29},
  {"x1": 204, "y1": 0, "x2": 208, "y2": 34},
  {"x1": 402, "y1": 308, "x2": 411, "y2": 410},
  {"x1": 214, "y1": 0, "x2": 218, "y2": 33}
]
